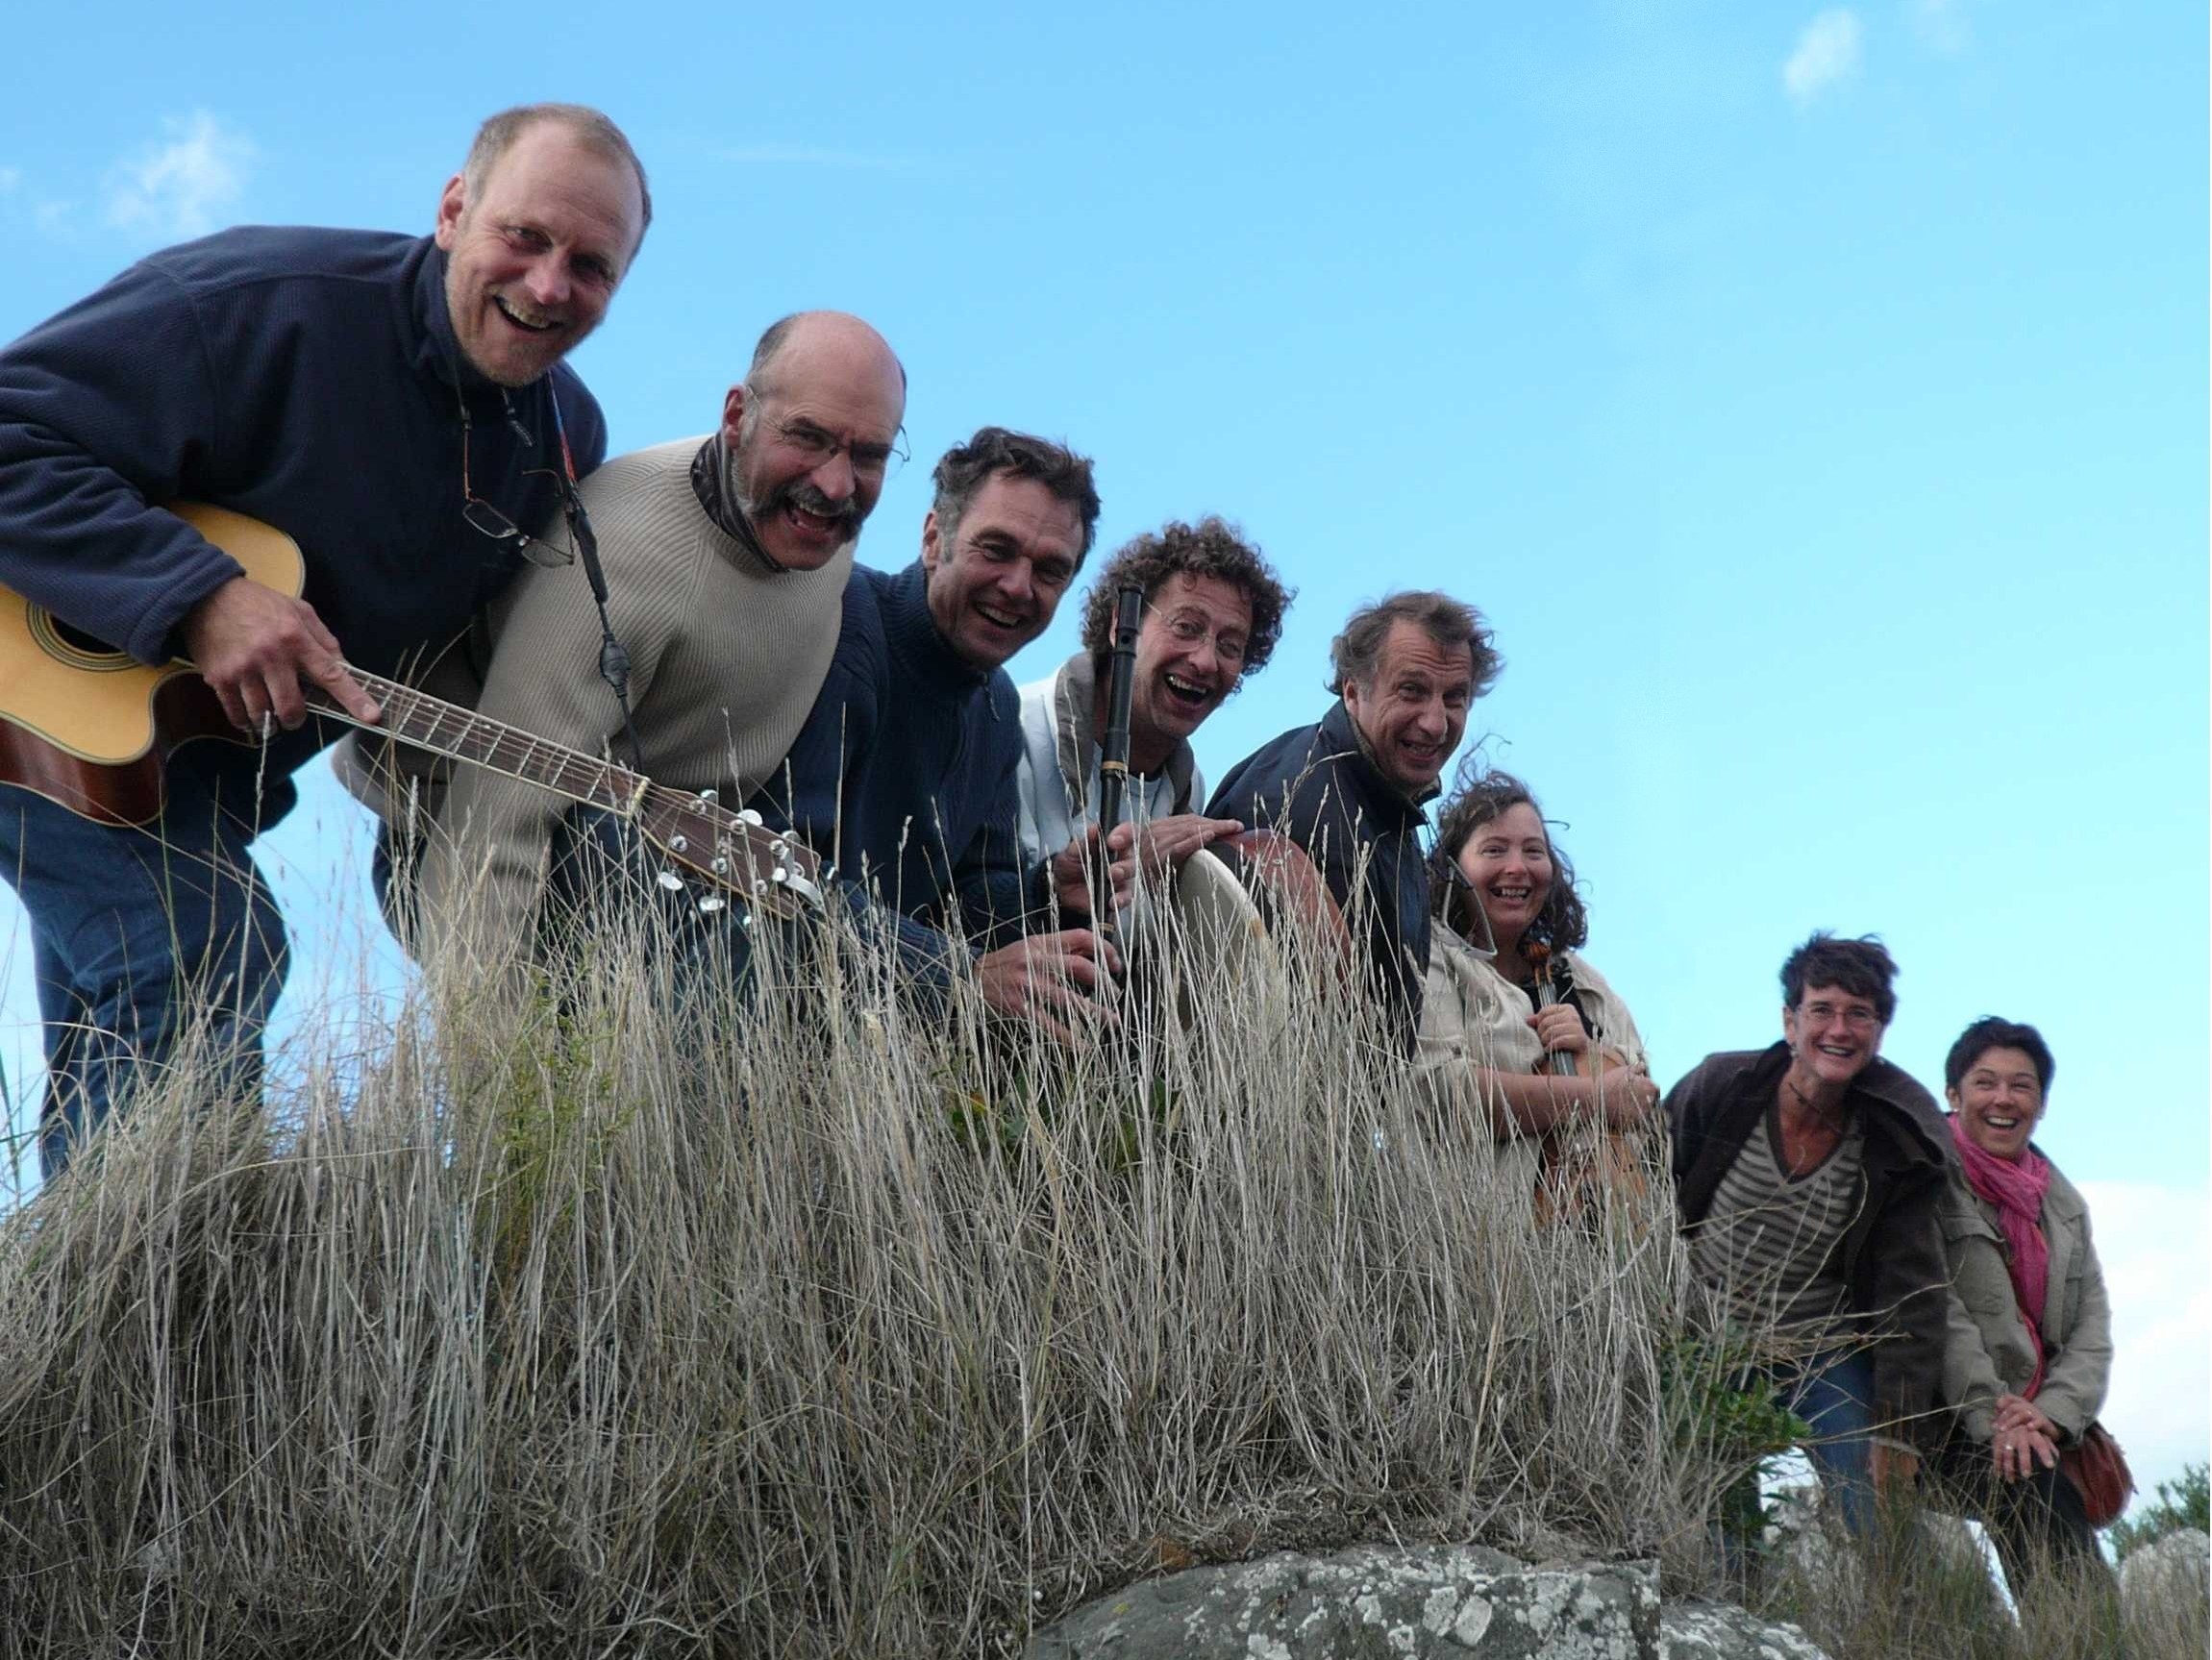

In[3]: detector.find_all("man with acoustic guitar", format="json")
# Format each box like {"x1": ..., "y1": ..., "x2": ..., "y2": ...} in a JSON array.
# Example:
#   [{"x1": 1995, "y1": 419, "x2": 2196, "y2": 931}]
[{"x1": 0, "y1": 104, "x2": 650, "y2": 1177}]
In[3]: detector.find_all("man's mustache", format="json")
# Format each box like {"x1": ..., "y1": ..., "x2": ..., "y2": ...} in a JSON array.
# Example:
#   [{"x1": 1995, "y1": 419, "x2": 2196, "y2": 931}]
[{"x1": 766, "y1": 478, "x2": 860, "y2": 532}]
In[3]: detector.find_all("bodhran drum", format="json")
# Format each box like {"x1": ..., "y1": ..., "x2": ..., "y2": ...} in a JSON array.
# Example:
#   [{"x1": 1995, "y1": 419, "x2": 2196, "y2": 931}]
[{"x1": 1159, "y1": 830, "x2": 1349, "y2": 1028}]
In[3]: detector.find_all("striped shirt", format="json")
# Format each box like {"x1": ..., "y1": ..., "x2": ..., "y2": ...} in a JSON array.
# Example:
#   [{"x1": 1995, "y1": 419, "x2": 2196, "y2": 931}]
[{"x1": 1689, "y1": 1107, "x2": 1867, "y2": 1330}]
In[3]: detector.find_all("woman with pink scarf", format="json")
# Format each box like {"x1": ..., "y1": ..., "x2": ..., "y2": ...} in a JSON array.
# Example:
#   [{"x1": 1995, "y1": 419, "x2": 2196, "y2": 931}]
[{"x1": 1935, "y1": 1016, "x2": 2116, "y2": 1593}]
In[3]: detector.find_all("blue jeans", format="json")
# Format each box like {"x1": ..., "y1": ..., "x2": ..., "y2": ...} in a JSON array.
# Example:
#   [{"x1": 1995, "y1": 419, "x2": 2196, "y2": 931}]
[
  {"x1": 1780, "y1": 1347, "x2": 1879, "y2": 1537},
  {"x1": 1, "y1": 773, "x2": 287, "y2": 1179}
]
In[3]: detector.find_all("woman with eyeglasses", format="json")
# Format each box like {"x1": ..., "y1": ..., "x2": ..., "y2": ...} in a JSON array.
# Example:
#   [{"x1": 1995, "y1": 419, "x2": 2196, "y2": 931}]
[
  {"x1": 1415, "y1": 768, "x2": 1659, "y2": 1219},
  {"x1": 1931, "y1": 1016, "x2": 2119, "y2": 1599},
  {"x1": 1666, "y1": 932, "x2": 1952, "y2": 1539}
]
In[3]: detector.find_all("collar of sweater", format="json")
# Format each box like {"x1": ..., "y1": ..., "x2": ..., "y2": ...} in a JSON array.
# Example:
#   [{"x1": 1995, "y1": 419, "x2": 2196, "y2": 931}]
[
  {"x1": 1738, "y1": 1040, "x2": 1951, "y2": 1164},
  {"x1": 1320, "y1": 698, "x2": 1435, "y2": 824},
  {"x1": 688, "y1": 436, "x2": 802, "y2": 577},
  {"x1": 416, "y1": 243, "x2": 485, "y2": 396},
  {"x1": 882, "y1": 561, "x2": 994, "y2": 697},
  {"x1": 1051, "y1": 651, "x2": 1197, "y2": 815},
  {"x1": 413, "y1": 242, "x2": 567, "y2": 434}
]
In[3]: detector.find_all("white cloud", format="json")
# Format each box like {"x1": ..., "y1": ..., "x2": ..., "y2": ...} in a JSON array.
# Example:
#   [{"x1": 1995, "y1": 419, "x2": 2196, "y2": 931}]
[
  {"x1": 1909, "y1": 0, "x2": 1973, "y2": 56},
  {"x1": 2078, "y1": 1181, "x2": 2211, "y2": 1497},
  {"x1": 1783, "y1": 10, "x2": 1864, "y2": 106},
  {"x1": 103, "y1": 111, "x2": 253, "y2": 240},
  {"x1": 0, "y1": 166, "x2": 19, "y2": 195}
]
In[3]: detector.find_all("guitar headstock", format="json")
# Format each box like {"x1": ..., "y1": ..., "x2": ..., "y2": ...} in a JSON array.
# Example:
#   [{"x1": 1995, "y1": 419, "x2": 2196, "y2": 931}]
[{"x1": 634, "y1": 786, "x2": 824, "y2": 922}]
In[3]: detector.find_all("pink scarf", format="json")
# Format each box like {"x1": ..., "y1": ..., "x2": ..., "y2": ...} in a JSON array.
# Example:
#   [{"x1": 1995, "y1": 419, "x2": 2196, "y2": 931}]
[{"x1": 1950, "y1": 1113, "x2": 2053, "y2": 1397}]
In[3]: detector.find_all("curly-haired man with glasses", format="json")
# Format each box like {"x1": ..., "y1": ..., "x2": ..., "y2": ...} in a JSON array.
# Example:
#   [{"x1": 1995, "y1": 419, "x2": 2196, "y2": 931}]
[{"x1": 1013, "y1": 516, "x2": 1291, "y2": 927}]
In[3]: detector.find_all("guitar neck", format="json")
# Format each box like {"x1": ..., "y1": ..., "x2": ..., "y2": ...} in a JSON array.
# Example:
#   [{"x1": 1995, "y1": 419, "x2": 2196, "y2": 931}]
[
  {"x1": 309, "y1": 666, "x2": 823, "y2": 918},
  {"x1": 313, "y1": 668, "x2": 650, "y2": 823}
]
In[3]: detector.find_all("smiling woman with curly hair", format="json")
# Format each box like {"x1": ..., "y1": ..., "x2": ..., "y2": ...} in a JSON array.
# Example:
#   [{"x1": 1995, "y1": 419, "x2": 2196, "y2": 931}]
[{"x1": 1417, "y1": 765, "x2": 1659, "y2": 1221}]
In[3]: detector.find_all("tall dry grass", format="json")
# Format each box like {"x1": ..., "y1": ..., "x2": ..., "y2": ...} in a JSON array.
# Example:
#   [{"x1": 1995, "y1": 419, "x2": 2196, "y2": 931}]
[
  {"x1": 1753, "y1": 1493, "x2": 2208, "y2": 1660},
  {"x1": 0, "y1": 862, "x2": 1755, "y2": 1657}
]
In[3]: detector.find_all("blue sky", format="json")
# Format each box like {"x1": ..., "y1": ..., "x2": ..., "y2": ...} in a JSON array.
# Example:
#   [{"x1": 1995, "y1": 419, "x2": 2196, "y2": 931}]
[{"x1": 2, "y1": 3, "x2": 2203, "y2": 1487}]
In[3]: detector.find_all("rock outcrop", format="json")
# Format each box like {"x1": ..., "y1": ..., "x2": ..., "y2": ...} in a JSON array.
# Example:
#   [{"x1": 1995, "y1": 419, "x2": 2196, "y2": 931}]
[
  {"x1": 2121, "y1": 1526, "x2": 2210, "y2": 1616},
  {"x1": 1030, "y1": 1545, "x2": 1830, "y2": 1659}
]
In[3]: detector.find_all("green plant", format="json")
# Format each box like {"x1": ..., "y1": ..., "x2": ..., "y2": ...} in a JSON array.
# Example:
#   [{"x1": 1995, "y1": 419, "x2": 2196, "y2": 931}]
[
  {"x1": 2109, "y1": 1462, "x2": 2210, "y2": 1563},
  {"x1": 1660, "y1": 1331, "x2": 1811, "y2": 1544}
]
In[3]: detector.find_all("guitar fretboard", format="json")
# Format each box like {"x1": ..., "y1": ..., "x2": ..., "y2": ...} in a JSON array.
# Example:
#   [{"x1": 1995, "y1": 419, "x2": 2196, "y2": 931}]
[
  {"x1": 303, "y1": 662, "x2": 822, "y2": 918},
  {"x1": 315, "y1": 669, "x2": 651, "y2": 822}
]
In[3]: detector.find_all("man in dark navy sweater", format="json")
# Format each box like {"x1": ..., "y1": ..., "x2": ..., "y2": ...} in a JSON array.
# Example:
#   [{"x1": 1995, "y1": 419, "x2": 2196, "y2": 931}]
[
  {"x1": 1208, "y1": 592, "x2": 1500, "y2": 1053},
  {"x1": 756, "y1": 428, "x2": 1124, "y2": 1044},
  {"x1": 0, "y1": 104, "x2": 650, "y2": 1177}
]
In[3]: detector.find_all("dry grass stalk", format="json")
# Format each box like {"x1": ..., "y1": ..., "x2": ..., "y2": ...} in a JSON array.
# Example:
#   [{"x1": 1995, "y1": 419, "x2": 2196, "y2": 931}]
[{"x1": 0, "y1": 856, "x2": 1745, "y2": 1657}]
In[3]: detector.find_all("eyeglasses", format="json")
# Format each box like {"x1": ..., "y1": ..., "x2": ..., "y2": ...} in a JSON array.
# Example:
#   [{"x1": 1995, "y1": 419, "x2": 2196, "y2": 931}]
[
  {"x1": 1800, "y1": 1001, "x2": 1881, "y2": 1031},
  {"x1": 459, "y1": 390, "x2": 585, "y2": 570},
  {"x1": 749, "y1": 391, "x2": 909, "y2": 483},
  {"x1": 1160, "y1": 610, "x2": 1249, "y2": 668}
]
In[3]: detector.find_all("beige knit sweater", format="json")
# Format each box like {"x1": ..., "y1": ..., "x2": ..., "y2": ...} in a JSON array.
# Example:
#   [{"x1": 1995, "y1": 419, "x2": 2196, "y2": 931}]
[{"x1": 396, "y1": 435, "x2": 853, "y2": 963}]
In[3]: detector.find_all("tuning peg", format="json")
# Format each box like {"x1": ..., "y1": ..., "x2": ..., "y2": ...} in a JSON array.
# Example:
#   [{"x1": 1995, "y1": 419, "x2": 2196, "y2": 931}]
[
  {"x1": 698, "y1": 788, "x2": 719, "y2": 807},
  {"x1": 669, "y1": 834, "x2": 689, "y2": 854},
  {"x1": 696, "y1": 894, "x2": 726, "y2": 915},
  {"x1": 657, "y1": 869, "x2": 684, "y2": 892},
  {"x1": 737, "y1": 808, "x2": 764, "y2": 828}
]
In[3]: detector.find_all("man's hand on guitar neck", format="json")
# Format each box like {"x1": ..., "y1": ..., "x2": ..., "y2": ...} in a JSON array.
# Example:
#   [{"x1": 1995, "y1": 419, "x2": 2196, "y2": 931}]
[{"x1": 183, "y1": 577, "x2": 381, "y2": 731}]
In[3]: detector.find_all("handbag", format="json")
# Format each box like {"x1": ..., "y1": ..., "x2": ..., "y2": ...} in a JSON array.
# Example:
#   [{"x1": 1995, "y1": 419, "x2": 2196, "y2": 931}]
[{"x1": 2058, "y1": 1421, "x2": 2135, "y2": 1528}]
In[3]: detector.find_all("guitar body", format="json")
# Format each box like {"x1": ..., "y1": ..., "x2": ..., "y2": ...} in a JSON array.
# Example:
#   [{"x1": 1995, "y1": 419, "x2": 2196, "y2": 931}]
[{"x1": 0, "y1": 505, "x2": 304, "y2": 825}]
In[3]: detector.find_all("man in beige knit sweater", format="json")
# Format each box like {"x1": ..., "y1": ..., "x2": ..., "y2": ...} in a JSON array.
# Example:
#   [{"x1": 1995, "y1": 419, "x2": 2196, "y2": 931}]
[{"x1": 356, "y1": 310, "x2": 907, "y2": 966}]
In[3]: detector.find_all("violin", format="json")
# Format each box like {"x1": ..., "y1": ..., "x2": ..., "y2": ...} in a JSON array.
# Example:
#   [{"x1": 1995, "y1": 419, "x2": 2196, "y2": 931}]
[
  {"x1": 1522, "y1": 935, "x2": 1626, "y2": 1080},
  {"x1": 1522, "y1": 931, "x2": 1648, "y2": 1226}
]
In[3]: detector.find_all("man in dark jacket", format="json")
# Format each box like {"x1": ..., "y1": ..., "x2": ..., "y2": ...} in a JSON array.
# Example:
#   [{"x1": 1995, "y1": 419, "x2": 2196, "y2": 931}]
[
  {"x1": 1207, "y1": 591, "x2": 1500, "y2": 1052},
  {"x1": 758, "y1": 427, "x2": 1123, "y2": 1046},
  {"x1": 0, "y1": 104, "x2": 650, "y2": 1177},
  {"x1": 1668, "y1": 931, "x2": 1955, "y2": 1537}
]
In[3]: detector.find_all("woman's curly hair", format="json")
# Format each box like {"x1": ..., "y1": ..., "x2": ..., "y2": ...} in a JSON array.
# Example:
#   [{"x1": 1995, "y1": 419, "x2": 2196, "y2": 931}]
[
  {"x1": 1429, "y1": 761, "x2": 1590, "y2": 954},
  {"x1": 1077, "y1": 516, "x2": 1292, "y2": 687}
]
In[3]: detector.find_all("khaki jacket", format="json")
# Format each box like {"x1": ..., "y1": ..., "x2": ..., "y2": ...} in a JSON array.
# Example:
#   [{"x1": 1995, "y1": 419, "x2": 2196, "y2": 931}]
[
  {"x1": 1416, "y1": 929, "x2": 1649, "y2": 1186},
  {"x1": 1939, "y1": 1152, "x2": 2112, "y2": 1447}
]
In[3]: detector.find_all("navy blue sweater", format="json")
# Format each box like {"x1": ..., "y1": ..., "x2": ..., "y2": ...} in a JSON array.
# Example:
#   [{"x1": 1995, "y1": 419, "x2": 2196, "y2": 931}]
[
  {"x1": 750, "y1": 560, "x2": 1041, "y2": 982},
  {"x1": 1207, "y1": 700, "x2": 1436, "y2": 1052},
  {"x1": 0, "y1": 225, "x2": 606, "y2": 822}
]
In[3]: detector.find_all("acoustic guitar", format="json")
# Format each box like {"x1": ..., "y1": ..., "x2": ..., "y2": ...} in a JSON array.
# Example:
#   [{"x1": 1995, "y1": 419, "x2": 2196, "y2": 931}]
[{"x1": 0, "y1": 503, "x2": 821, "y2": 919}]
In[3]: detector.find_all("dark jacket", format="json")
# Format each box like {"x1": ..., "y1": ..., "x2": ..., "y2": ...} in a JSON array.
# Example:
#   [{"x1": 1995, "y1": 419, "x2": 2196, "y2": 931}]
[
  {"x1": 1668, "y1": 1042, "x2": 1957, "y2": 1443},
  {"x1": 750, "y1": 560, "x2": 1042, "y2": 988},
  {"x1": 1206, "y1": 699, "x2": 1434, "y2": 1051},
  {"x1": 0, "y1": 225, "x2": 605, "y2": 824}
]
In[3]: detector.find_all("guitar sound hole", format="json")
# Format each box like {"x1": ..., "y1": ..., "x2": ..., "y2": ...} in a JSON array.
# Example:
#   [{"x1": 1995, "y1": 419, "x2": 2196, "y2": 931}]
[{"x1": 51, "y1": 618, "x2": 125, "y2": 657}]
